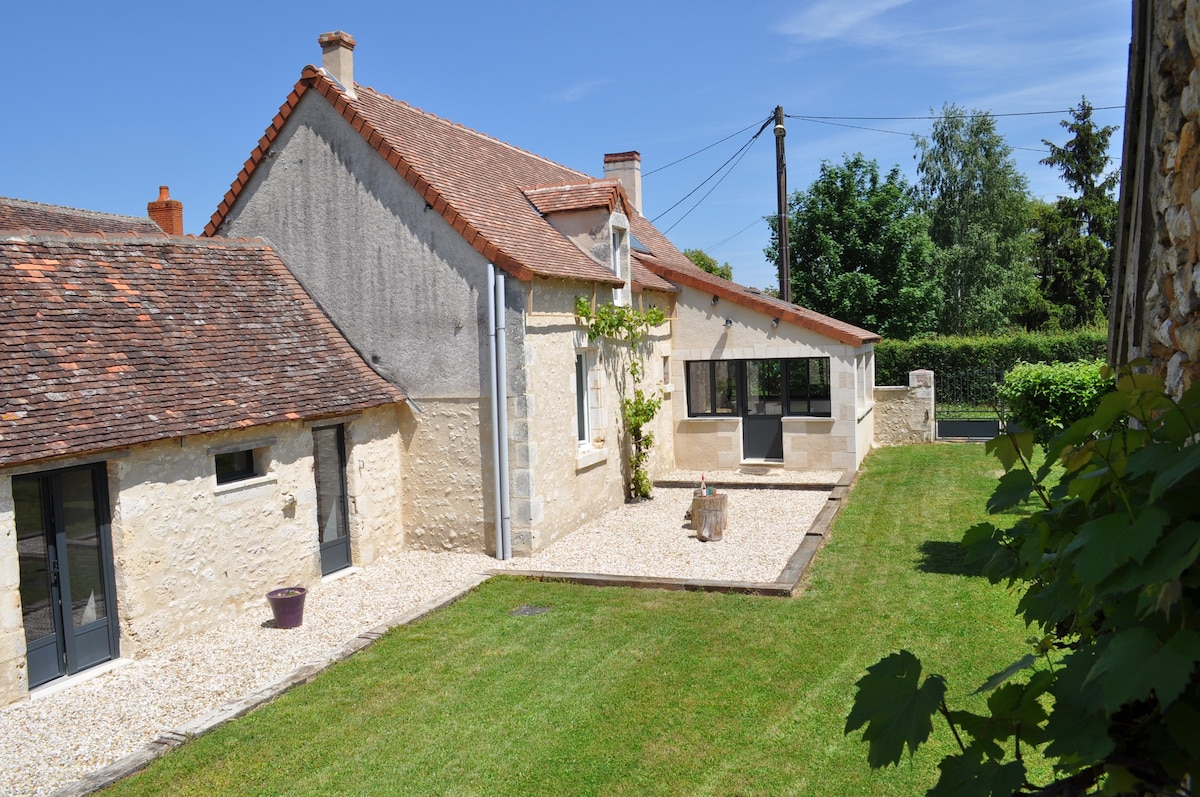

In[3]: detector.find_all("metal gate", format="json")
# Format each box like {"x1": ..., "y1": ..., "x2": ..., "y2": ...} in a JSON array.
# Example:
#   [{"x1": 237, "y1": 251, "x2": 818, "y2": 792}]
[{"x1": 935, "y1": 369, "x2": 1007, "y2": 440}]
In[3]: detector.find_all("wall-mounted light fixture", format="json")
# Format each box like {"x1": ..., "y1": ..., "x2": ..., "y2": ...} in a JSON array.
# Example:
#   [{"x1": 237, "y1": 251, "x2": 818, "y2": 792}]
[
  {"x1": 711, "y1": 295, "x2": 720, "y2": 305},
  {"x1": 723, "y1": 317, "x2": 733, "y2": 327},
  {"x1": 771, "y1": 317, "x2": 780, "y2": 328}
]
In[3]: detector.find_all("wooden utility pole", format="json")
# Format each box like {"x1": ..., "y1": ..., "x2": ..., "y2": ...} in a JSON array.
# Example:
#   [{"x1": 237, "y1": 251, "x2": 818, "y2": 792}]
[{"x1": 774, "y1": 106, "x2": 791, "y2": 304}]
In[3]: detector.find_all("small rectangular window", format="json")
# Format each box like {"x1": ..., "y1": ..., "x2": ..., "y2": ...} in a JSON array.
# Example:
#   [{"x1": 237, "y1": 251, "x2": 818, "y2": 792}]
[
  {"x1": 215, "y1": 449, "x2": 256, "y2": 484},
  {"x1": 686, "y1": 360, "x2": 739, "y2": 416},
  {"x1": 576, "y1": 353, "x2": 590, "y2": 444}
]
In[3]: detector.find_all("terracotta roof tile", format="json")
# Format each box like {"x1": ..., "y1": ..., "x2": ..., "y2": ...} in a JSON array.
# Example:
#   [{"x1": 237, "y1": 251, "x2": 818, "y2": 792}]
[
  {"x1": 0, "y1": 233, "x2": 405, "y2": 468},
  {"x1": 635, "y1": 251, "x2": 880, "y2": 346},
  {"x1": 0, "y1": 197, "x2": 164, "y2": 236},
  {"x1": 522, "y1": 181, "x2": 622, "y2": 215}
]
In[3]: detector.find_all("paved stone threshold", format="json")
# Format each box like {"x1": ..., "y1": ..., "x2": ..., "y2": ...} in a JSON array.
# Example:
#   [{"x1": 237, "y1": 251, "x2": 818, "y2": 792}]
[{"x1": 54, "y1": 473, "x2": 855, "y2": 796}]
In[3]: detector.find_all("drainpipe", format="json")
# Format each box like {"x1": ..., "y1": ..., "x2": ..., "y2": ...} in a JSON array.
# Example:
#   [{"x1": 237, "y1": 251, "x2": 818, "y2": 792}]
[
  {"x1": 487, "y1": 265, "x2": 513, "y2": 560},
  {"x1": 495, "y1": 269, "x2": 513, "y2": 560},
  {"x1": 487, "y1": 268, "x2": 503, "y2": 559}
]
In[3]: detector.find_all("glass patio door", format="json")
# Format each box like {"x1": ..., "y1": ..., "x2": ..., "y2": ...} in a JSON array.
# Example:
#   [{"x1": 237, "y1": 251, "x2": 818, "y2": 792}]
[
  {"x1": 16, "y1": 464, "x2": 119, "y2": 689},
  {"x1": 313, "y1": 425, "x2": 351, "y2": 575},
  {"x1": 742, "y1": 360, "x2": 785, "y2": 459}
]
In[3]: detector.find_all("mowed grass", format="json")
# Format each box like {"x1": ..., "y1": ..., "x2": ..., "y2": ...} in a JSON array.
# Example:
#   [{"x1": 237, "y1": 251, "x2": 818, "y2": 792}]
[{"x1": 104, "y1": 444, "x2": 1032, "y2": 796}]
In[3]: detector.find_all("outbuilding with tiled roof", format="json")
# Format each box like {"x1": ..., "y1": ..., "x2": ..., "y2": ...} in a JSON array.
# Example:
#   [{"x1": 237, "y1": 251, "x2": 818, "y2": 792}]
[{"x1": 0, "y1": 228, "x2": 408, "y2": 703}]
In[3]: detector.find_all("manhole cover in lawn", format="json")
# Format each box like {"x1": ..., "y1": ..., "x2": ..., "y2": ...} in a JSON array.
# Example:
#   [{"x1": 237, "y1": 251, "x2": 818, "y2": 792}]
[{"x1": 510, "y1": 605, "x2": 551, "y2": 616}]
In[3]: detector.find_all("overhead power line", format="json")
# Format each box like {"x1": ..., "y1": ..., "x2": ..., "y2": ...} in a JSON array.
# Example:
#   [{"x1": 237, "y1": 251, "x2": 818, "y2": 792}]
[
  {"x1": 644, "y1": 115, "x2": 773, "y2": 177},
  {"x1": 785, "y1": 105, "x2": 1124, "y2": 121},
  {"x1": 651, "y1": 117, "x2": 773, "y2": 231}
]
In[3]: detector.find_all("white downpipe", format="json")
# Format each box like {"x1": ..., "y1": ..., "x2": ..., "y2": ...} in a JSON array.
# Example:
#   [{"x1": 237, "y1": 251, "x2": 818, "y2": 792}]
[
  {"x1": 494, "y1": 268, "x2": 513, "y2": 560},
  {"x1": 486, "y1": 267, "x2": 505, "y2": 559}
]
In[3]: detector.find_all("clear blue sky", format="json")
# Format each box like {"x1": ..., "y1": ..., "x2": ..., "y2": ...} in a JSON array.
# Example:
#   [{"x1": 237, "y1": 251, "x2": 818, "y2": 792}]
[{"x1": 2, "y1": 0, "x2": 1131, "y2": 291}]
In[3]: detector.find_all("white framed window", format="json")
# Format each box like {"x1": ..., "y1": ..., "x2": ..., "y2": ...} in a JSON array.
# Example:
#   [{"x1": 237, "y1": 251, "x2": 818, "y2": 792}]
[{"x1": 611, "y1": 221, "x2": 630, "y2": 306}]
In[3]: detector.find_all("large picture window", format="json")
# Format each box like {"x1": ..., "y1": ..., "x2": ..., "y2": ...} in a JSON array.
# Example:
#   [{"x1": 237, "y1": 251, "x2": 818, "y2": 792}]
[{"x1": 685, "y1": 358, "x2": 831, "y2": 417}]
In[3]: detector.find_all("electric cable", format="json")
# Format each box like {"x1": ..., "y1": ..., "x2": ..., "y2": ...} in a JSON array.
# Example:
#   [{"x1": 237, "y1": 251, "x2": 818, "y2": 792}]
[
  {"x1": 707, "y1": 216, "x2": 767, "y2": 252},
  {"x1": 650, "y1": 117, "x2": 773, "y2": 227},
  {"x1": 644, "y1": 115, "x2": 773, "y2": 177}
]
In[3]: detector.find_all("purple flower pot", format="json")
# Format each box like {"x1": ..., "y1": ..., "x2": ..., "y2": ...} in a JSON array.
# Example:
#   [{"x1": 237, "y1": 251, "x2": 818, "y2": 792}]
[{"x1": 266, "y1": 586, "x2": 307, "y2": 629}]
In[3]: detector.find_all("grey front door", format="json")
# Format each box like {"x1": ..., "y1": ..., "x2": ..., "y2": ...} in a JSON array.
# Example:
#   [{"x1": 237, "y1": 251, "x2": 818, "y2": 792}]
[
  {"x1": 742, "y1": 359, "x2": 784, "y2": 460},
  {"x1": 313, "y1": 425, "x2": 351, "y2": 575},
  {"x1": 16, "y1": 464, "x2": 119, "y2": 689}
]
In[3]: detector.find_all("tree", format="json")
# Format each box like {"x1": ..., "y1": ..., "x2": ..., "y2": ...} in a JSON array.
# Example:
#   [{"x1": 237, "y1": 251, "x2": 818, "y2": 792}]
[
  {"x1": 765, "y1": 153, "x2": 940, "y2": 339},
  {"x1": 683, "y1": 248, "x2": 733, "y2": 281},
  {"x1": 915, "y1": 104, "x2": 1033, "y2": 335},
  {"x1": 847, "y1": 367, "x2": 1200, "y2": 796},
  {"x1": 1032, "y1": 98, "x2": 1119, "y2": 329}
]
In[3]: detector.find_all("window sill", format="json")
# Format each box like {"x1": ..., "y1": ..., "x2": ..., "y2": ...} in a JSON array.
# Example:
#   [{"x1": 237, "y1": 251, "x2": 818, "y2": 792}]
[
  {"x1": 857, "y1": 402, "x2": 875, "y2": 422},
  {"x1": 662, "y1": 383, "x2": 674, "y2": 395},
  {"x1": 214, "y1": 473, "x2": 278, "y2": 495},
  {"x1": 782, "y1": 415, "x2": 836, "y2": 423},
  {"x1": 576, "y1": 446, "x2": 609, "y2": 471}
]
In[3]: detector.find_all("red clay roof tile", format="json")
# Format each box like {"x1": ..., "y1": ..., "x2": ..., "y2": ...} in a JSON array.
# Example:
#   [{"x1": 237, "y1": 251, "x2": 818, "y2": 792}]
[
  {"x1": 0, "y1": 197, "x2": 165, "y2": 236},
  {"x1": 0, "y1": 233, "x2": 405, "y2": 469}
]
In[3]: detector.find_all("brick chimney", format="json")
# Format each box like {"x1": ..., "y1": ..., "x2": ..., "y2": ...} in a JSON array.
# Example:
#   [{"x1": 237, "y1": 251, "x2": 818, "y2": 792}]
[
  {"x1": 147, "y1": 186, "x2": 183, "y2": 236},
  {"x1": 604, "y1": 151, "x2": 642, "y2": 216},
  {"x1": 318, "y1": 31, "x2": 357, "y2": 99}
]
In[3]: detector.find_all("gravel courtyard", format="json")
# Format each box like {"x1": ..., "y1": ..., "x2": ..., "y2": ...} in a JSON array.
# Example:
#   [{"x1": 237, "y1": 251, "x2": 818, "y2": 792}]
[{"x1": 0, "y1": 473, "x2": 835, "y2": 796}]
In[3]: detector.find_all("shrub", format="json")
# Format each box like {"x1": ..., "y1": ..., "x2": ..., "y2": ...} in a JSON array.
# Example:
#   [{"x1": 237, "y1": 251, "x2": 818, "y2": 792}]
[
  {"x1": 847, "y1": 366, "x2": 1200, "y2": 796},
  {"x1": 998, "y1": 360, "x2": 1113, "y2": 447},
  {"x1": 875, "y1": 328, "x2": 1107, "y2": 386}
]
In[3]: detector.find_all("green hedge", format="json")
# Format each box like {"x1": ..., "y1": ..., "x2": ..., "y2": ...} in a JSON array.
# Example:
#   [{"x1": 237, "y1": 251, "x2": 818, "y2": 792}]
[
  {"x1": 998, "y1": 360, "x2": 1115, "y2": 447},
  {"x1": 875, "y1": 328, "x2": 1107, "y2": 386}
]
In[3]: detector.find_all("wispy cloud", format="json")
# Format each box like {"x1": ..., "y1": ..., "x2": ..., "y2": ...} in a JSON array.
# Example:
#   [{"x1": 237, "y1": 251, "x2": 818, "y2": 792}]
[
  {"x1": 546, "y1": 78, "x2": 613, "y2": 103},
  {"x1": 777, "y1": 0, "x2": 914, "y2": 42}
]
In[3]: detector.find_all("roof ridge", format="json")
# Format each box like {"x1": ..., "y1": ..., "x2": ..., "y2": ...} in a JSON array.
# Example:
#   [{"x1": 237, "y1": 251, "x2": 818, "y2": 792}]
[
  {"x1": 1, "y1": 231, "x2": 269, "y2": 246},
  {"x1": 0, "y1": 196, "x2": 154, "y2": 224},
  {"x1": 356, "y1": 85, "x2": 595, "y2": 182}
]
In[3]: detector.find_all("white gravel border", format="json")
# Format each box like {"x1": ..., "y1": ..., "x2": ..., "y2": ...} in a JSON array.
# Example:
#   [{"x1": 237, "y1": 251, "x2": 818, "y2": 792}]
[{"x1": 0, "y1": 484, "x2": 830, "y2": 797}]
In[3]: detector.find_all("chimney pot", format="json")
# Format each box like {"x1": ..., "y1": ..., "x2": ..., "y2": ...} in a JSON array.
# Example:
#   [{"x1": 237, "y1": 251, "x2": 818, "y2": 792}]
[
  {"x1": 147, "y1": 186, "x2": 184, "y2": 236},
  {"x1": 318, "y1": 30, "x2": 357, "y2": 99},
  {"x1": 603, "y1": 151, "x2": 642, "y2": 216}
]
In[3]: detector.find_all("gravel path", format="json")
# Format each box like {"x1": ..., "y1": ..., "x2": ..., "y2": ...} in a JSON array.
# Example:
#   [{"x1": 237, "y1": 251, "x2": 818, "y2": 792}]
[{"x1": 0, "y1": 483, "x2": 830, "y2": 796}]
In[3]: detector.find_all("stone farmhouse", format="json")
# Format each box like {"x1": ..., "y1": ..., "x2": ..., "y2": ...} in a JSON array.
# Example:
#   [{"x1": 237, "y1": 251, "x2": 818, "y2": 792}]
[
  {"x1": 0, "y1": 31, "x2": 883, "y2": 703},
  {"x1": 208, "y1": 31, "x2": 880, "y2": 559}
]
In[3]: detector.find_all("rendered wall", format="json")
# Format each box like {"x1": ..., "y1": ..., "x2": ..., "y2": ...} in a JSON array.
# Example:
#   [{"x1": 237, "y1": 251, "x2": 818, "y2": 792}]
[
  {"x1": 670, "y1": 284, "x2": 871, "y2": 472},
  {"x1": 216, "y1": 92, "x2": 530, "y2": 553},
  {"x1": 520, "y1": 280, "x2": 675, "y2": 554},
  {"x1": 0, "y1": 407, "x2": 404, "y2": 703}
]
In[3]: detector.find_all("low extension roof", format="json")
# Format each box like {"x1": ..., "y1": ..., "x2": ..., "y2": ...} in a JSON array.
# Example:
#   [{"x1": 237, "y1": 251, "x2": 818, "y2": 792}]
[
  {"x1": 0, "y1": 197, "x2": 164, "y2": 236},
  {"x1": 207, "y1": 67, "x2": 683, "y2": 293},
  {"x1": 0, "y1": 232, "x2": 406, "y2": 469},
  {"x1": 635, "y1": 252, "x2": 881, "y2": 347}
]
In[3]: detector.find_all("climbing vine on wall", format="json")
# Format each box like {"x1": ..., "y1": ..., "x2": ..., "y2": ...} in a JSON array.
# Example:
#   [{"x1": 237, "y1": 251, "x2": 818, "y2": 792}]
[{"x1": 574, "y1": 297, "x2": 666, "y2": 499}]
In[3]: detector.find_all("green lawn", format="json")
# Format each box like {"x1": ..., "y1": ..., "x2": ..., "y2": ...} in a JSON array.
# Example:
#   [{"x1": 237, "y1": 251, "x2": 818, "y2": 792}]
[{"x1": 105, "y1": 444, "x2": 1032, "y2": 796}]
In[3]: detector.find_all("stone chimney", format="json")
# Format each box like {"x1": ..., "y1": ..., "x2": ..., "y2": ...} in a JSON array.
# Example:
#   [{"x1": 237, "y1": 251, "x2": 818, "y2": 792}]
[
  {"x1": 604, "y1": 151, "x2": 642, "y2": 216},
  {"x1": 318, "y1": 31, "x2": 357, "y2": 99},
  {"x1": 147, "y1": 186, "x2": 183, "y2": 236}
]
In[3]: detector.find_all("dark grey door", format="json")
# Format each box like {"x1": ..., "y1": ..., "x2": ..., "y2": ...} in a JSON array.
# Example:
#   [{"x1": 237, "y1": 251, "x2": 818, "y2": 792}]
[
  {"x1": 742, "y1": 360, "x2": 784, "y2": 460},
  {"x1": 16, "y1": 464, "x2": 119, "y2": 689},
  {"x1": 313, "y1": 425, "x2": 351, "y2": 575}
]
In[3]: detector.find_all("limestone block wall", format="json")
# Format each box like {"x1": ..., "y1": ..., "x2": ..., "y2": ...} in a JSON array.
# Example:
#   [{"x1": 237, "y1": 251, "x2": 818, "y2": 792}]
[
  {"x1": 520, "y1": 280, "x2": 675, "y2": 555},
  {"x1": 670, "y1": 284, "x2": 870, "y2": 472},
  {"x1": 342, "y1": 407, "x2": 407, "y2": 565},
  {"x1": 0, "y1": 477, "x2": 24, "y2": 703},
  {"x1": 873, "y1": 370, "x2": 936, "y2": 446},
  {"x1": 1112, "y1": 0, "x2": 1200, "y2": 395}
]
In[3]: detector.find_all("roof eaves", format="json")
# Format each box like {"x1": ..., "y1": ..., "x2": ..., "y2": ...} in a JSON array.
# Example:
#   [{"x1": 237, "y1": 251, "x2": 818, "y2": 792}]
[{"x1": 642, "y1": 259, "x2": 880, "y2": 346}]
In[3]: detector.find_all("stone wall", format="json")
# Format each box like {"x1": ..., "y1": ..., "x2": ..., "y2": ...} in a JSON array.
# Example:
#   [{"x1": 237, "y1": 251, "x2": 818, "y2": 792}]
[
  {"x1": 873, "y1": 370, "x2": 936, "y2": 446},
  {"x1": 670, "y1": 283, "x2": 873, "y2": 471},
  {"x1": 0, "y1": 406, "x2": 404, "y2": 704},
  {"x1": 1112, "y1": 0, "x2": 1200, "y2": 395}
]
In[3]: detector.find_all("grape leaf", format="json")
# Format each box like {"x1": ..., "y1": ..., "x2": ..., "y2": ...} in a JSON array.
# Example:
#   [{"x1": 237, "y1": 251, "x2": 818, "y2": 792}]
[{"x1": 845, "y1": 650, "x2": 946, "y2": 768}]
